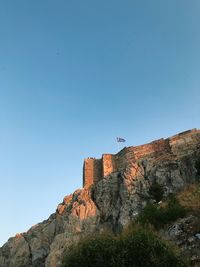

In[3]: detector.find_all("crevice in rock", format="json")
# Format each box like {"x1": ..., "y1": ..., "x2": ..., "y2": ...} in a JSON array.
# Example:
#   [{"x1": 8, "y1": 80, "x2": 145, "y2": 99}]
[
  {"x1": 23, "y1": 235, "x2": 33, "y2": 267},
  {"x1": 90, "y1": 184, "x2": 102, "y2": 214},
  {"x1": 113, "y1": 172, "x2": 124, "y2": 233}
]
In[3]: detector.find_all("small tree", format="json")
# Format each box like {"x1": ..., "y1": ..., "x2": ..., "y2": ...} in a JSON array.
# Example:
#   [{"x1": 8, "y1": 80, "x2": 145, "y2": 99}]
[
  {"x1": 149, "y1": 181, "x2": 164, "y2": 202},
  {"x1": 137, "y1": 196, "x2": 186, "y2": 229},
  {"x1": 195, "y1": 158, "x2": 200, "y2": 177}
]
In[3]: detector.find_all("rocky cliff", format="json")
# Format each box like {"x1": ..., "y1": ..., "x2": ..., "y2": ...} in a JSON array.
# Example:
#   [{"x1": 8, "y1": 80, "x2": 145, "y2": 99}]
[{"x1": 0, "y1": 129, "x2": 200, "y2": 267}]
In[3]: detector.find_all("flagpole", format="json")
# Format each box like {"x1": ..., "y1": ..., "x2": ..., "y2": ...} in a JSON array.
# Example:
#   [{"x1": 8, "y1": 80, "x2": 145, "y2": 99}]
[
  {"x1": 116, "y1": 137, "x2": 119, "y2": 152},
  {"x1": 116, "y1": 137, "x2": 126, "y2": 152}
]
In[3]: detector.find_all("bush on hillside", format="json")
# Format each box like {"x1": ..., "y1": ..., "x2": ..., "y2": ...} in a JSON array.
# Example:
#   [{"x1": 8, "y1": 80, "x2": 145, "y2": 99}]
[
  {"x1": 62, "y1": 227, "x2": 187, "y2": 267},
  {"x1": 62, "y1": 233, "x2": 115, "y2": 267},
  {"x1": 195, "y1": 158, "x2": 200, "y2": 177},
  {"x1": 148, "y1": 181, "x2": 164, "y2": 202},
  {"x1": 177, "y1": 183, "x2": 200, "y2": 210},
  {"x1": 137, "y1": 195, "x2": 186, "y2": 229},
  {"x1": 116, "y1": 227, "x2": 186, "y2": 267}
]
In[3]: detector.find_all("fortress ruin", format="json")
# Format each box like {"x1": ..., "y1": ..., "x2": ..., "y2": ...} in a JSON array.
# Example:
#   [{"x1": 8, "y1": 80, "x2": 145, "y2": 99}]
[{"x1": 83, "y1": 129, "x2": 200, "y2": 188}]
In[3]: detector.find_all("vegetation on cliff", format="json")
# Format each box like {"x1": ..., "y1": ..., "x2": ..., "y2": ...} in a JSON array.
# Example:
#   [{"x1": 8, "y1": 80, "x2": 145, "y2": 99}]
[
  {"x1": 148, "y1": 181, "x2": 164, "y2": 203},
  {"x1": 62, "y1": 191, "x2": 189, "y2": 267},
  {"x1": 62, "y1": 183, "x2": 200, "y2": 267},
  {"x1": 177, "y1": 183, "x2": 200, "y2": 211},
  {"x1": 195, "y1": 157, "x2": 200, "y2": 177},
  {"x1": 137, "y1": 194, "x2": 187, "y2": 229},
  {"x1": 62, "y1": 225, "x2": 187, "y2": 267}
]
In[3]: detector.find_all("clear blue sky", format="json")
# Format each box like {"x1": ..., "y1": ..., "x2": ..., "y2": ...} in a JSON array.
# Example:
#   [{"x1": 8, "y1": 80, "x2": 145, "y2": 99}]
[{"x1": 0, "y1": 0, "x2": 200, "y2": 246}]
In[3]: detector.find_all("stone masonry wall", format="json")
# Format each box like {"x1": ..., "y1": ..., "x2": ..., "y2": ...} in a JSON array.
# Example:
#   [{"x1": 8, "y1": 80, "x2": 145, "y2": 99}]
[
  {"x1": 83, "y1": 158, "x2": 102, "y2": 187},
  {"x1": 169, "y1": 129, "x2": 200, "y2": 156},
  {"x1": 83, "y1": 129, "x2": 200, "y2": 188},
  {"x1": 102, "y1": 154, "x2": 116, "y2": 177}
]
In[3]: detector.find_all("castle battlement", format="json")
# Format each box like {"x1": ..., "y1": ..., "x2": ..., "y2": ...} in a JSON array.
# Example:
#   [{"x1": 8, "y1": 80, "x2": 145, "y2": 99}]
[{"x1": 83, "y1": 129, "x2": 200, "y2": 188}]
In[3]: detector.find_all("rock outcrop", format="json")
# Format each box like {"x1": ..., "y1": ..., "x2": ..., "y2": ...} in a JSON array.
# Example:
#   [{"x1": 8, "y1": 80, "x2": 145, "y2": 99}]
[
  {"x1": 0, "y1": 129, "x2": 200, "y2": 267},
  {"x1": 161, "y1": 214, "x2": 200, "y2": 266}
]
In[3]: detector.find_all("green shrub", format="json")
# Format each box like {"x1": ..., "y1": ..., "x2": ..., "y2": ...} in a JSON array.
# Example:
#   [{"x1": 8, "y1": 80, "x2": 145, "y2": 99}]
[
  {"x1": 137, "y1": 196, "x2": 186, "y2": 229},
  {"x1": 137, "y1": 202, "x2": 159, "y2": 226},
  {"x1": 148, "y1": 181, "x2": 164, "y2": 202},
  {"x1": 117, "y1": 227, "x2": 186, "y2": 267},
  {"x1": 166, "y1": 194, "x2": 187, "y2": 221},
  {"x1": 62, "y1": 227, "x2": 187, "y2": 267},
  {"x1": 62, "y1": 234, "x2": 116, "y2": 267},
  {"x1": 195, "y1": 158, "x2": 200, "y2": 177}
]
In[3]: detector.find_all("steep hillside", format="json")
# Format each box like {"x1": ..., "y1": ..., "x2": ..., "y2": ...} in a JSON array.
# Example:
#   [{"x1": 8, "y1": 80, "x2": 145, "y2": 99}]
[{"x1": 0, "y1": 129, "x2": 200, "y2": 267}]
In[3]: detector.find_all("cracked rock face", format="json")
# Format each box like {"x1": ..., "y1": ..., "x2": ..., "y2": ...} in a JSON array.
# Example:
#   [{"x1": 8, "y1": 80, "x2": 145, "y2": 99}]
[
  {"x1": 0, "y1": 188, "x2": 99, "y2": 267},
  {"x1": 0, "y1": 130, "x2": 200, "y2": 267},
  {"x1": 160, "y1": 215, "x2": 200, "y2": 266}
]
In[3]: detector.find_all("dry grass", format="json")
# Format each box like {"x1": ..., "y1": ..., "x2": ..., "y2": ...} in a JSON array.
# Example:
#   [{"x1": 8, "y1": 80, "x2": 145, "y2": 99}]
[{"x1": 177, "y1": 183, "x2": 200, "y2": 210}]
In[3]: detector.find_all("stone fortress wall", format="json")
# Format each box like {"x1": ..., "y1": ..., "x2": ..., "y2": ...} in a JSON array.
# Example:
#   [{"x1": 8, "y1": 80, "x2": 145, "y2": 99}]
[{"x1": 83, "y1": 129, "x2": 200, "y2": 187}]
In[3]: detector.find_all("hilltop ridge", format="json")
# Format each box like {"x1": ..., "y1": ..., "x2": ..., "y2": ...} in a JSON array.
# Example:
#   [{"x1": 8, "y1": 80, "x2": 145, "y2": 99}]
[{"x1": 0, "y1": 129, "x2": 200, "y2": 267}]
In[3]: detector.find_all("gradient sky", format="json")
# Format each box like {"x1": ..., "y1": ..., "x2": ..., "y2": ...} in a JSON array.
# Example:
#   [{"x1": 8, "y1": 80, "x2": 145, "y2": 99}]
[{"x1": 0, "y1": 0, "x2": 200, "y2": 246}]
